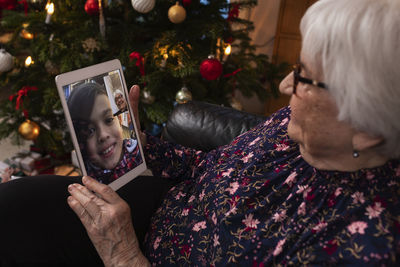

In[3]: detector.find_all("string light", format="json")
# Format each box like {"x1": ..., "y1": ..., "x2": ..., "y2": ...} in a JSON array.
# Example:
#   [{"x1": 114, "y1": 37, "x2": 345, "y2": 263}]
[
  {"x1": 25, "y1": 56, "x2": 34, "y2": 67},
  {"x1": 45, "y1": 2, "x2": 54, "y2": 24},
  {"x1": 20, "y1": 23, "x2": 34, "y2": 40},
  {"x1": 224, "y1": 44, "x2": 232, "y2": 55}
]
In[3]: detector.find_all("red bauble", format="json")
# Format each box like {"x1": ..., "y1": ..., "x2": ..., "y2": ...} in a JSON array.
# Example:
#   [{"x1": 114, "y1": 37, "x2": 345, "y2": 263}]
[
  {"x1": 200, "y1": 55, "x2": 223, "y2": 81},
  {"x1": 84, "y1": 0, "x2": 99, "y2": 15},
  {"x1": 0, "y1": 0, "x2": 17, "y2": 10},
  {"x1": 182, "y1": 0, "x2": 191, "y2": 7}
]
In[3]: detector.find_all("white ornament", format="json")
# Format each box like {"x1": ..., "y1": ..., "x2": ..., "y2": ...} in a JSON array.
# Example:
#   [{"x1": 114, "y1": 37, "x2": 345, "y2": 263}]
[
  {"x1": 0, "y1": 49, "x2": 14, "y2": 73},
  {"x1": 131, "y1": 0, "x2": 155, "y2": 14}
]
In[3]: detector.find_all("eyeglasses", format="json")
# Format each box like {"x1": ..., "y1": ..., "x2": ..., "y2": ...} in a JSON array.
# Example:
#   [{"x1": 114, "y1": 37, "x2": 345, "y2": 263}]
[{"x1": 293, "y1": 63, "x2": 327, "y2": 94}]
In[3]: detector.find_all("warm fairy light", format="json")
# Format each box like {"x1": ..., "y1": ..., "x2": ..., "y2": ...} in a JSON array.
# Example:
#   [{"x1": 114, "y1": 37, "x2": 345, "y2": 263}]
[
  {"x1": 20, "y1": 23, "x2": 34, "y2": 40},
  {"x1": 224, "y1": 44, "x2": 232, "y2": 55},
  {"x1": 45, "y1": 3, "x2": 54, "y2": 24},
  {"x1": 163, "y1": 54, "x2": 169, "y2": 60},
  {"x1": 25, "y1": 56, "x2": 34, "y2": 67}
]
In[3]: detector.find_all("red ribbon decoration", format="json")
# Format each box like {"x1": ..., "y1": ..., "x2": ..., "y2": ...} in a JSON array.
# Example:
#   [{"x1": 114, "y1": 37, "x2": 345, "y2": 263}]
[
  {"x1": 129, "y1": 51, "x2": 145, "y2": 77},
  {"x1": 227, "y1": 4, "x2": 240, "y2": 22},
  {"x1": 9, "y1": 86, "x2": 38, "y2": 111},
  {"x1": 223, "y1": 68, "x2": 242, "y2": 78}
]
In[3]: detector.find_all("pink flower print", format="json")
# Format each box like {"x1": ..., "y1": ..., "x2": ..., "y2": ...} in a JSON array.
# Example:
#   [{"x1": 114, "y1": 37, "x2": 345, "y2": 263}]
[
  {"x1": 284, "y1": 171, "x2": 297, "y2": 187},
  {"x1": 264, "y1": 118, "x2": 273, "y2": 126},
  {"x1": 242, "y1": 152, "x2": 254, "y2": 163},
  {"x1": 153, "y1": 236, "x2": 162, "y2": 250},
  {"x1": 296, "y1": 185, "x2": 311, "y2": 198},
  {"x1": 226, "y1": 195, "x2": 240, "y2": 216},
  {"x1": 272, "y1": 210, "x2": 287, "y2": 223},
  {"x1": 222, "y1": 168, "x2": 235, "y2": 177},
  {"x1": 175, "y1": 191, "x2": 186, "y2": 200},
  {"x1": 334, "y1": 187, "x2": 342, "y2": 197},
  {"x1": 280, "y1": 117, "x2": 289, "y2": 126},
  {"x1": 274, "y1": 140, "x2": 290, "y2": 151},
  {"x1": 242, "y1": 213, "x2": 260, "y2": 230},
  {"x1": 297, "y1": 202, "x2": 306, "y2": 216},
  {"x1": 211, "y1": 212, "x2": 217, "y2": 225},
  {"x1": 199, "y1": 173, "x2": 207, "y2": 182},
  {"x1": 347, "y1": 221, "x2": 368, "y2": 235},
  {"x1": 365, "y1": 202, "x2": 384, "y2": 219},
  {"x1": 188, "y1": 195, "x2": 195, "y2": 203},
  {"x1": 249, "y1": 137, "x2": 261, "y2": 146},
  {"x1": 192, "y1": 221, "x2": 207, "y2": 232},
  {"x1": 366, "y1": 171, "x2": 375, "y2": 180},
  {"x1": 312, "y1": 221, "x2": 327, "y2": 233},
  {"x1": 174, "y1": 148, "x2": 184, "y2": 157},
  {"x1": 226, "y1": 182, "x2": 239, "y2": 195},
  {"x1": 199, "y1": 189, "x2": 205, "y2": 201},
  {"x1": 213, "y1": 234, "x2": 220, "y2": 247},
  {"x1": 182, "y1": 206, "x2": 192, "y2": 216},
  {"x1": 272, "y1": 238, "x2": 286, "y2": 256},
  {"x1": 351, "y1": 192, "x2": 365, "y2": 204}
]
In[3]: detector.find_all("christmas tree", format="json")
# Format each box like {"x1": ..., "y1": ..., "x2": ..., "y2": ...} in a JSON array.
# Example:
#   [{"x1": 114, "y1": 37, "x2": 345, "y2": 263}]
[{"x1": 0, "y1": 0, "x2": 286, "y2": 158}]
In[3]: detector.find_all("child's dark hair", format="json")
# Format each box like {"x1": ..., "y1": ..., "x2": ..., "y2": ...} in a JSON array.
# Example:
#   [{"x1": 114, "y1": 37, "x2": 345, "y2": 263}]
[{"x1": 67, "y1": 82, "x2": 107, "y2": 156}]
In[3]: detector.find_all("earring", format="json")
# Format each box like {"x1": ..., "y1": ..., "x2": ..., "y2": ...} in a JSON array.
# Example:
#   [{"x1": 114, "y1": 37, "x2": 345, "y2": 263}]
[{"x1": 353, "y1": 150, "x2": 359, "y2": 158}]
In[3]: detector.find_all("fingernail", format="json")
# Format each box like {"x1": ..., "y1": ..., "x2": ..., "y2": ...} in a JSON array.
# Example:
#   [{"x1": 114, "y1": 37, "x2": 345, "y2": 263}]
[
  {"x1": 68, "y1": 184, "x2": 75, "y2": 192},
  {"x1": 82, "y1": 176, "x2": 88, "y2": 183},
  {"x1": 67, "y1": 196, "x2": 74, "y2": 204}
]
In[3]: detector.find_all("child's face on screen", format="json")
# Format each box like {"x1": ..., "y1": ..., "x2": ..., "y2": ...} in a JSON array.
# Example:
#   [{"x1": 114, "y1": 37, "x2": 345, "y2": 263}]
[{"x1": 86, "y1": 94, "x2": 123, "y2": 170}]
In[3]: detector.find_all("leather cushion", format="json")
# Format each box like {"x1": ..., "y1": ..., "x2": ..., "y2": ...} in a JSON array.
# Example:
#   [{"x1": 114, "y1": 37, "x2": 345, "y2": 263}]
[{"x1": 162, "y1": 101, "x2": 266, "y2": 151}]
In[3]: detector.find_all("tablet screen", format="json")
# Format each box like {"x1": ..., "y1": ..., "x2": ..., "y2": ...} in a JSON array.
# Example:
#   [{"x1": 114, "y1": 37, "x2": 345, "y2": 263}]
[{"x1": 56, "y1": 60, "x2": 147, "y2": 190}]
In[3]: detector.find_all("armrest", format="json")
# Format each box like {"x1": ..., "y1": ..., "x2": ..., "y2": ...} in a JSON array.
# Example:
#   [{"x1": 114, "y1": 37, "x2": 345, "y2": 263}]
[{"x1": 162, "y1": 101, "x2": 266, "y2": 151}]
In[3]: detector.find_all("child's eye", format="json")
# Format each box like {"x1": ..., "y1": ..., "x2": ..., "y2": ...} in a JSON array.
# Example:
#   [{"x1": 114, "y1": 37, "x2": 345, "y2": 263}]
[
  {"x1": 105, "y1": 117, "x2": 114, "y2": 124},
  {"x1": 87, "y1": 127, "x2": 95, "y2": 137}
]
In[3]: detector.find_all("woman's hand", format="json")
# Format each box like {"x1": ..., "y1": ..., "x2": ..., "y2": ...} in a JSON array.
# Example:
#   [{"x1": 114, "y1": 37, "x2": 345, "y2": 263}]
[
  {"x1": 129, "y1": 85, "x2": 147, "y2": 146},
  {"x1": 67, "y1": 176, "x2": 149, "y2": 267}
]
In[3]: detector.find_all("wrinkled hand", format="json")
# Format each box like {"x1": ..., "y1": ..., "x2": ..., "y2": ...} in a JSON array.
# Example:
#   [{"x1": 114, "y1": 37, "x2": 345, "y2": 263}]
[
  {"x1": 67, "y1": 176, "x2": 149, "y2": 267},
  {"x1": 129, "y1": 85, "x2": 147, "y2": 146}
]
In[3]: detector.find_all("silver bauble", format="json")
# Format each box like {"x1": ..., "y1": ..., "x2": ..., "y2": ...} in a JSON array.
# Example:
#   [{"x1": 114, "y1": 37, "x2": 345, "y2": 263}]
[
  {"x1": 0, "y1": 49, "x2": 14, "y2": 73},
  {"x1": 131, "y1": 0, "x2": 155, "y2": 13}
]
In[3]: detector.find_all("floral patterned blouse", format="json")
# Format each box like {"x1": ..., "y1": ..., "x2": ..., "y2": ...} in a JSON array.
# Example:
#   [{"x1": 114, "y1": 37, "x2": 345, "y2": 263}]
[{"x1": 143, "y1": 107, "x2": 400, "y2": 266}]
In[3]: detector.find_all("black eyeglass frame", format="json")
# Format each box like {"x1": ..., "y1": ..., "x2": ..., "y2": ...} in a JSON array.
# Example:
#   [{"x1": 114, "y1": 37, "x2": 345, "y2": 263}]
[{"x1": 293, "y1": 63, "x2": 327, "y2": 94}]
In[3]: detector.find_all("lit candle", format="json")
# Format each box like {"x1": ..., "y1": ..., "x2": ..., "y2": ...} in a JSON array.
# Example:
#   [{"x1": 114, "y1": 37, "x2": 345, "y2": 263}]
[
  {"x1": 25, "y1": 56, "x2": 34, "y2": 67},
  {"x1": 223, "y1": 44, "x2": 231, "y2": 62},
  {"x1": 160, "y1": 53, "x2": 168, "y2": 68},
  {"x1": 45, "y1": 3, "x2": 54, "y2": 24}
]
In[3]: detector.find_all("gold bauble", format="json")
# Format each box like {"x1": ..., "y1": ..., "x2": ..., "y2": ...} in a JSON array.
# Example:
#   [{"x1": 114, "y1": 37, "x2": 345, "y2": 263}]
[
  {"x1": 175, "y1": 86, "x2": 192, "y2": 104},
  {"x1": 18, "y1": 120, "x2": 40, "y2": 140},
  {"x1": 168, "y1": 2, "x2": 186, "y2": 24}
]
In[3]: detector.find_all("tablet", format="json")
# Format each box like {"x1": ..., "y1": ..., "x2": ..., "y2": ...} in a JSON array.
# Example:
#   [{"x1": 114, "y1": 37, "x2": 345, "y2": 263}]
[{"x1": 55, "y1": 59, "x2": 147, "y2": 191}]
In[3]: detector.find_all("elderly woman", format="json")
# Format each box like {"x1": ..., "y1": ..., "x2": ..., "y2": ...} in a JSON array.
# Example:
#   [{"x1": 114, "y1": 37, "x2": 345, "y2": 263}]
[{"x1": 0, "y1": 0, "x2": 399, "y2": 265}]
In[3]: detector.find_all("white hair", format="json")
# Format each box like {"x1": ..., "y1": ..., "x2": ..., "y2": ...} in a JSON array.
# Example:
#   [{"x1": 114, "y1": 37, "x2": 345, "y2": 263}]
[
  {"x1": 300, "y1": 0, "x2": 400, "y2": 158},
  {"x1": 113, "y1": 89, "x2": 124, "y2": 98}
]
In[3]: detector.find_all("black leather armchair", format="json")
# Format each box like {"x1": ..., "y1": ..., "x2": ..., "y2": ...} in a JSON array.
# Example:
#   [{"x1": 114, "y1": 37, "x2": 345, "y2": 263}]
[{"x1": 162, "y1": 101, "x2": 267, "y2": 152}]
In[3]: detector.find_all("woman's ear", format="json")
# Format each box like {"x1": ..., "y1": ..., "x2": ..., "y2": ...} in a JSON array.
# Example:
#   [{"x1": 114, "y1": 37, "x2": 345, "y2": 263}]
[{"x1": 352, "y1": 131, "x2": 384, "y2": 152}]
